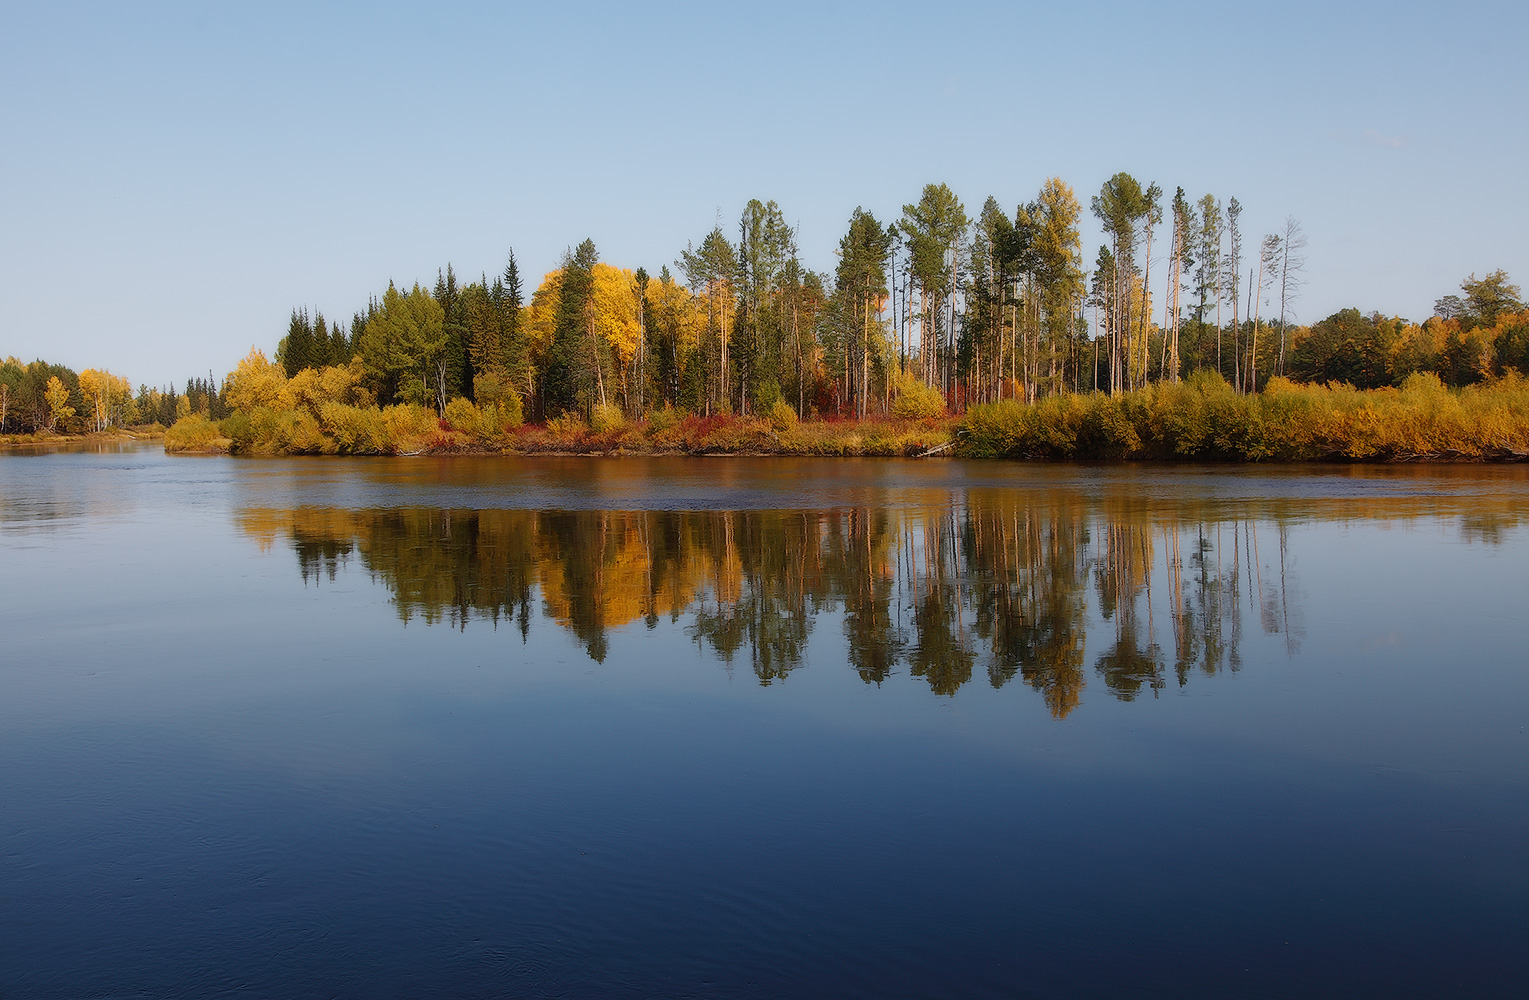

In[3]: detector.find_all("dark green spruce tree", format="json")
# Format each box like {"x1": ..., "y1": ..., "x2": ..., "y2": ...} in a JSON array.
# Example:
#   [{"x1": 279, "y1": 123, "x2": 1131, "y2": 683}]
[{"x1": 544, "y1": 239, "x2": 598, "y2": 416}]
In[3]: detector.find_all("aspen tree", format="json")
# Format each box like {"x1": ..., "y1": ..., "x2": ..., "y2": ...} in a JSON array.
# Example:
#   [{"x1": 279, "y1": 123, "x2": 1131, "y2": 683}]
[{"x1": 44, "y1": 375, "x2": 73, "y2": 431}]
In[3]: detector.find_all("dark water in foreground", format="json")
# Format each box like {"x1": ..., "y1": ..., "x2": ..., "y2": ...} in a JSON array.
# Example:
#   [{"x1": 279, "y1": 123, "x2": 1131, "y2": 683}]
[{"x1": 2, "y1": 446, "x2": 1526, "y2": 998}]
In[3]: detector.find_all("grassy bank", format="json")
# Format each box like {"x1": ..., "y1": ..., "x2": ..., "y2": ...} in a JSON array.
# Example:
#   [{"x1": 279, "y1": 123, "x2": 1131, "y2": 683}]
[
  {"x1": 164, "y1": 371, "x2": 1529, "y2": 462},
  {"x1": 3, "y1": 426, "x2": 165, "y2": 449},
  {"x1": 164, "y1": 402, "x2": 955, "y2": 457},
  {"x1": 959, "y1": 372, "x2": 1529, "y2": 461}
]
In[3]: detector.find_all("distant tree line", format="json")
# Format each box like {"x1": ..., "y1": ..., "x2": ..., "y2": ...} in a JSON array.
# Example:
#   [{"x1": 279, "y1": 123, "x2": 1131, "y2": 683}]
[
  {"x1": 0, "y1": 357, "x2": 228, "y2": 435},
  {"x1": 261, "y1": 174, "x2": 1525, "y2": 424},
  {"x1": 14, "y1": 173, "x2": 1524, "y2": 439}
]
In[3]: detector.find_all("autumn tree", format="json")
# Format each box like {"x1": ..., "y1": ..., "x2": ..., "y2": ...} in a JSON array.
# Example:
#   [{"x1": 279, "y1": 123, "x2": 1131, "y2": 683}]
[
  {"x1": 1189, "y1": 194, "x2": 1222, "y2": 374},
  {"x1": 642, "y1": 267, "x2": 705, "y2": 411},
  {"x1": 78, "y1": 368, "x2": 131, "y2": 431},
  {"x1": 1135, "y1": 182, "x2": 1163, "y2": 389},
  {"x1": 1459, "y1": 270, "x2": 1523, "y2": 329},
  {"x1": 590, "y1": 263, "x2": 644, "y2": 411},
  {"x1": 224, "y1": 348, "x2": 290, "y2": 411},
  {"x1": 44, "y1": 375, "x2": 73, "y2": 431},
  {"x1": 964, "y1": 196, "x2": 1021, "y2": 403}
]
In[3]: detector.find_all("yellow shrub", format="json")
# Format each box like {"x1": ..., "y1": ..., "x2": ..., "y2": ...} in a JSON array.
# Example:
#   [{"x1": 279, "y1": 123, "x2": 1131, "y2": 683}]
[
  {"x1": 319, "y1": 402, "x2": 390, "y2": 454},
  {"x1": 590, "y1": 402, "x2": 625, "y2": 433},
  {"x1": 164, "y1": 414, "x2": 226, "y2": 453},
  {"x1": 381, "y1": 404, "x2": 437, "y2": 454},
  {"x1": 891, "y1": 375, "x2": 947, "y2": 419},
  {"x1": 443, "y1": 397, "x2": 480, "y2": 434},
  {"x1": 768, "y1": 399, "x2": 798, "y2": 431},
  {"x1": 546, "y1": 413, "x2": 586, "y2": 439}
]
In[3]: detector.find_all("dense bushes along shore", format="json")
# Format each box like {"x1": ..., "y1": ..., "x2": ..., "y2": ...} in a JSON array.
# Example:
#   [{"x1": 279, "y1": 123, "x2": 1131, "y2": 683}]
[
  {"x1": 961, "y1": 371, "x2": 1529, "y2": 461},
  {"x1": 164, "y1": 349, "x2": 1528, "y2": 462}
]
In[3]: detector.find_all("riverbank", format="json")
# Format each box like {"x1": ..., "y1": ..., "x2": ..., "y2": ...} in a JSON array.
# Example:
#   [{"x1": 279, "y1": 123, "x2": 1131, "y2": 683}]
[
  {"x1": 1, "y1": 427, "x2": 164, "y2": 450},
  {"x1": 164, "y1": 409, "x2": 955, "y2": 457},
  {"x1": 160, "y1": 372, "x2": 1529, "y2": 462},
  {"x1": 961, "y1": 372, "x2": 1529, "y2": 462}
]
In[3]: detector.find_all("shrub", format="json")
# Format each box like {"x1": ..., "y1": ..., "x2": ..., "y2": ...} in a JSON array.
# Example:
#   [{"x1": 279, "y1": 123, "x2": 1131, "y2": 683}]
[
  {"x1": 443, "y1": 397, "x2": 480, "y2": 435},
  {"x1": 892, "y1": 375, "x2": 947, "y2": 419},
  {"x1": 220, "y1": 410, "x2": 254, "y2": 451},
  {"x1": 545, "y1": 413, "x2": 586, "y2": 440},
  {"x1": 219, "y1": 406, "x2": 321, "y2": 455},
  {"x1": 381, "y1": 404, "x2": 438, "y2": 454},
  {"x1": 164, "y1": 414, "x2": 226, "y2": 453},
  {"x1": 768, "y1": 399, "x2": 798, "y2": 431},
  {"x1": 497, "y1": 391, "x2": 524, "y2": 429},
  {"x1": 473, "y1": 376, "x2": 523, "y2": 432},
  {"x1": 647, "y1": 405, "x2": 681, "y2": 434},
  {"x1": 590, "y1": 402, "x2": 625, "y2": 434},
  {"x1": 285, "y1": 410, "x2": 325, "y2": 453},
  {"x1": 319, "y1": 402, "x2": 390, "y2": 454}
]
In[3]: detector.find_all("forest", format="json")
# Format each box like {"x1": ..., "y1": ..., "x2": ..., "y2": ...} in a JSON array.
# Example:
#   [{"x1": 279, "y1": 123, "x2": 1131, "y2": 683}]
[{"x1": 6, "y1": 173, "x2": 1527, "y2": 458}]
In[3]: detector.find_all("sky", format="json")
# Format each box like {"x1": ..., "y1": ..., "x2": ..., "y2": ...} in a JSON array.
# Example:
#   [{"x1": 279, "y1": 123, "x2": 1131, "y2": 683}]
[{"x1": 3, "y1": 0, "x2": 1526, "y2": 387}]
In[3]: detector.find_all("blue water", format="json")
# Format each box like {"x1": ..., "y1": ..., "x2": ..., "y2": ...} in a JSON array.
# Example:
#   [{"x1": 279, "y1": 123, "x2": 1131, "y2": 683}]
[{"x1": 1, "y1": 446, "x2": 1526, "y2": 998}]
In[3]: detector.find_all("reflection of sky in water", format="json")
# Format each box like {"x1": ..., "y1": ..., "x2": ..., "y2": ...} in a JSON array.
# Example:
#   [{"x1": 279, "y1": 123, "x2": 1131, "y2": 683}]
[{"x1": 2, "y1": 445, "x2": 1527, "y2": 998}]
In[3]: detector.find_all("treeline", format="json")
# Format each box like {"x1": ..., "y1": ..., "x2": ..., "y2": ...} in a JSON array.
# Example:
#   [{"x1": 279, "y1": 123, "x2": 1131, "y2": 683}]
[
  {"x1": 251, "y1": 173, "x2": 1525, "y2": 432},
  {"x1": 0, "y1": 357, "x2": 225, "y2": 436}
]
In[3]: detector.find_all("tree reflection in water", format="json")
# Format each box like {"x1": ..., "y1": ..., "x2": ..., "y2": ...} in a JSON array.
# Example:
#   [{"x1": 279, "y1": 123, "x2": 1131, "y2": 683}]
[{"x1": 238, "y1": 498, "x2": 1310, "y2": 716}]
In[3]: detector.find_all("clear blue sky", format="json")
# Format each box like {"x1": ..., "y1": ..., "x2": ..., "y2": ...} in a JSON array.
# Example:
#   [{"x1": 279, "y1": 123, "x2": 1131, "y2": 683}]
[{"x1": 3, "y1": 0, "x2": 1524, "y2": 386}]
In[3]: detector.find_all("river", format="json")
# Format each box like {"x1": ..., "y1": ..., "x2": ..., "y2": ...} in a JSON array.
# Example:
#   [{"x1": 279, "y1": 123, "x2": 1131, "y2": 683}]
[{"x1": 2, "y1": 445, "x2": 1525, "y2": 998}]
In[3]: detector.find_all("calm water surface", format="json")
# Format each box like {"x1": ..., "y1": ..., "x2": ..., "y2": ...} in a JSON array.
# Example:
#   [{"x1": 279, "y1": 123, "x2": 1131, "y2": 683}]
[{"x1": 2, "y1": 446, "x2": 1526, "y2": 998}]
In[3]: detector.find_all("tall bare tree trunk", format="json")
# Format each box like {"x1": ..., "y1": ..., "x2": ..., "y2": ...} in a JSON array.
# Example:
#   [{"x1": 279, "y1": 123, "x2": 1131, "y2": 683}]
[
  {"x1": 719, "y1": 280, "x2": 728, "y2": 413},
  {"x1": 1140, "y1": 220, "x2": 1155, "y2": 390},
  {"x1": 1249, "y1": 256, "x2": 1265, "y2": 393}
]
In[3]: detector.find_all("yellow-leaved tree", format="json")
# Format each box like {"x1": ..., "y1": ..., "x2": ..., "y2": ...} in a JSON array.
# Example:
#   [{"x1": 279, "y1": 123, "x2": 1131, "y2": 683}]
[
  {"x1": 283, "y1": 359, "x2": 370, "y2": 416},
  {"x1": 44, "y1": 376, "x2": 74, "y2": 432},
  {"x1": 591, "y1": 263, "x2": 644, "y2": 408},
  {"x1": 525, "y1": 269, "x2": 563, "y2": 369},
  {"x1": 78, "y1": 368, "x2": 132, "y2": 432},
  {"x1": 645, "y1": 274, "x2": 704, "y2": 355},
  {"x1": 224, "y1": 348, "x2": 289, "y2": 412}
]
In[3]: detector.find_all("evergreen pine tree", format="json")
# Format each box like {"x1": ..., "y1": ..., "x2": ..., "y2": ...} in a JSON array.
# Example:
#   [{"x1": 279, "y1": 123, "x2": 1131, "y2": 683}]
[
  {"x1": 435, "y1": 264, "x2": 471, "y2": 400},
  {"x1": 503, "y1": 249, "x2": 524, "y2": 378},
  {"x1": 310, "y1": 312, "x2": 332, "y2": 369},
  {"x1": 545, "y1": 239, "x2": 598, "y2": 415},
  {"x1": 277, "y1": 308, "x2": 313, "y2": 376}
]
